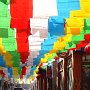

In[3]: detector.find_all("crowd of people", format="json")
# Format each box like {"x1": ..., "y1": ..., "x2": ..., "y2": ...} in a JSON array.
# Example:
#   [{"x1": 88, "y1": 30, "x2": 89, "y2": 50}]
[
  {"x1": 0, "y1": 80, "x2": 33, "y2": 90},
  {"x1": 0, "y1": 80, "x2": 14, "y2": 90}
]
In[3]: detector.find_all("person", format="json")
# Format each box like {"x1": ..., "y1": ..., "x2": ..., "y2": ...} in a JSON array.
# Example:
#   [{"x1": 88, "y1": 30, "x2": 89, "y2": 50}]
[
  {"x1": 4, "y1": 81, "x2": 8, "y2": 90},
  {"x1": 10, "y1": 82, "x2": 14, "y2": 90},
  {"x1": 22, "y1": 84, "x2": 28, "y2": 90}
]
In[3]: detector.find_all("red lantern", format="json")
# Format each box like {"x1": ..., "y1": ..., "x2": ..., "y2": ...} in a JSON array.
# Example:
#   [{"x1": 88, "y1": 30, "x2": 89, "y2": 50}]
[
  {"x1": 54, "y1": 56, "x2": 59, "y2": 61},
  {"x1": 84, "y1": 44, "x2": 90, "y2": 55},
  {"x1": 40, "y1": 63, "x2": 43, "y2": 67}
]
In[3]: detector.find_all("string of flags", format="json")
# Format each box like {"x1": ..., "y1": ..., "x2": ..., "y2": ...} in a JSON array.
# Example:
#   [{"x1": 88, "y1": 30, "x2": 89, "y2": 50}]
[{"x1": 0, "y1": 0, "x2": 90, "y2": 82}]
